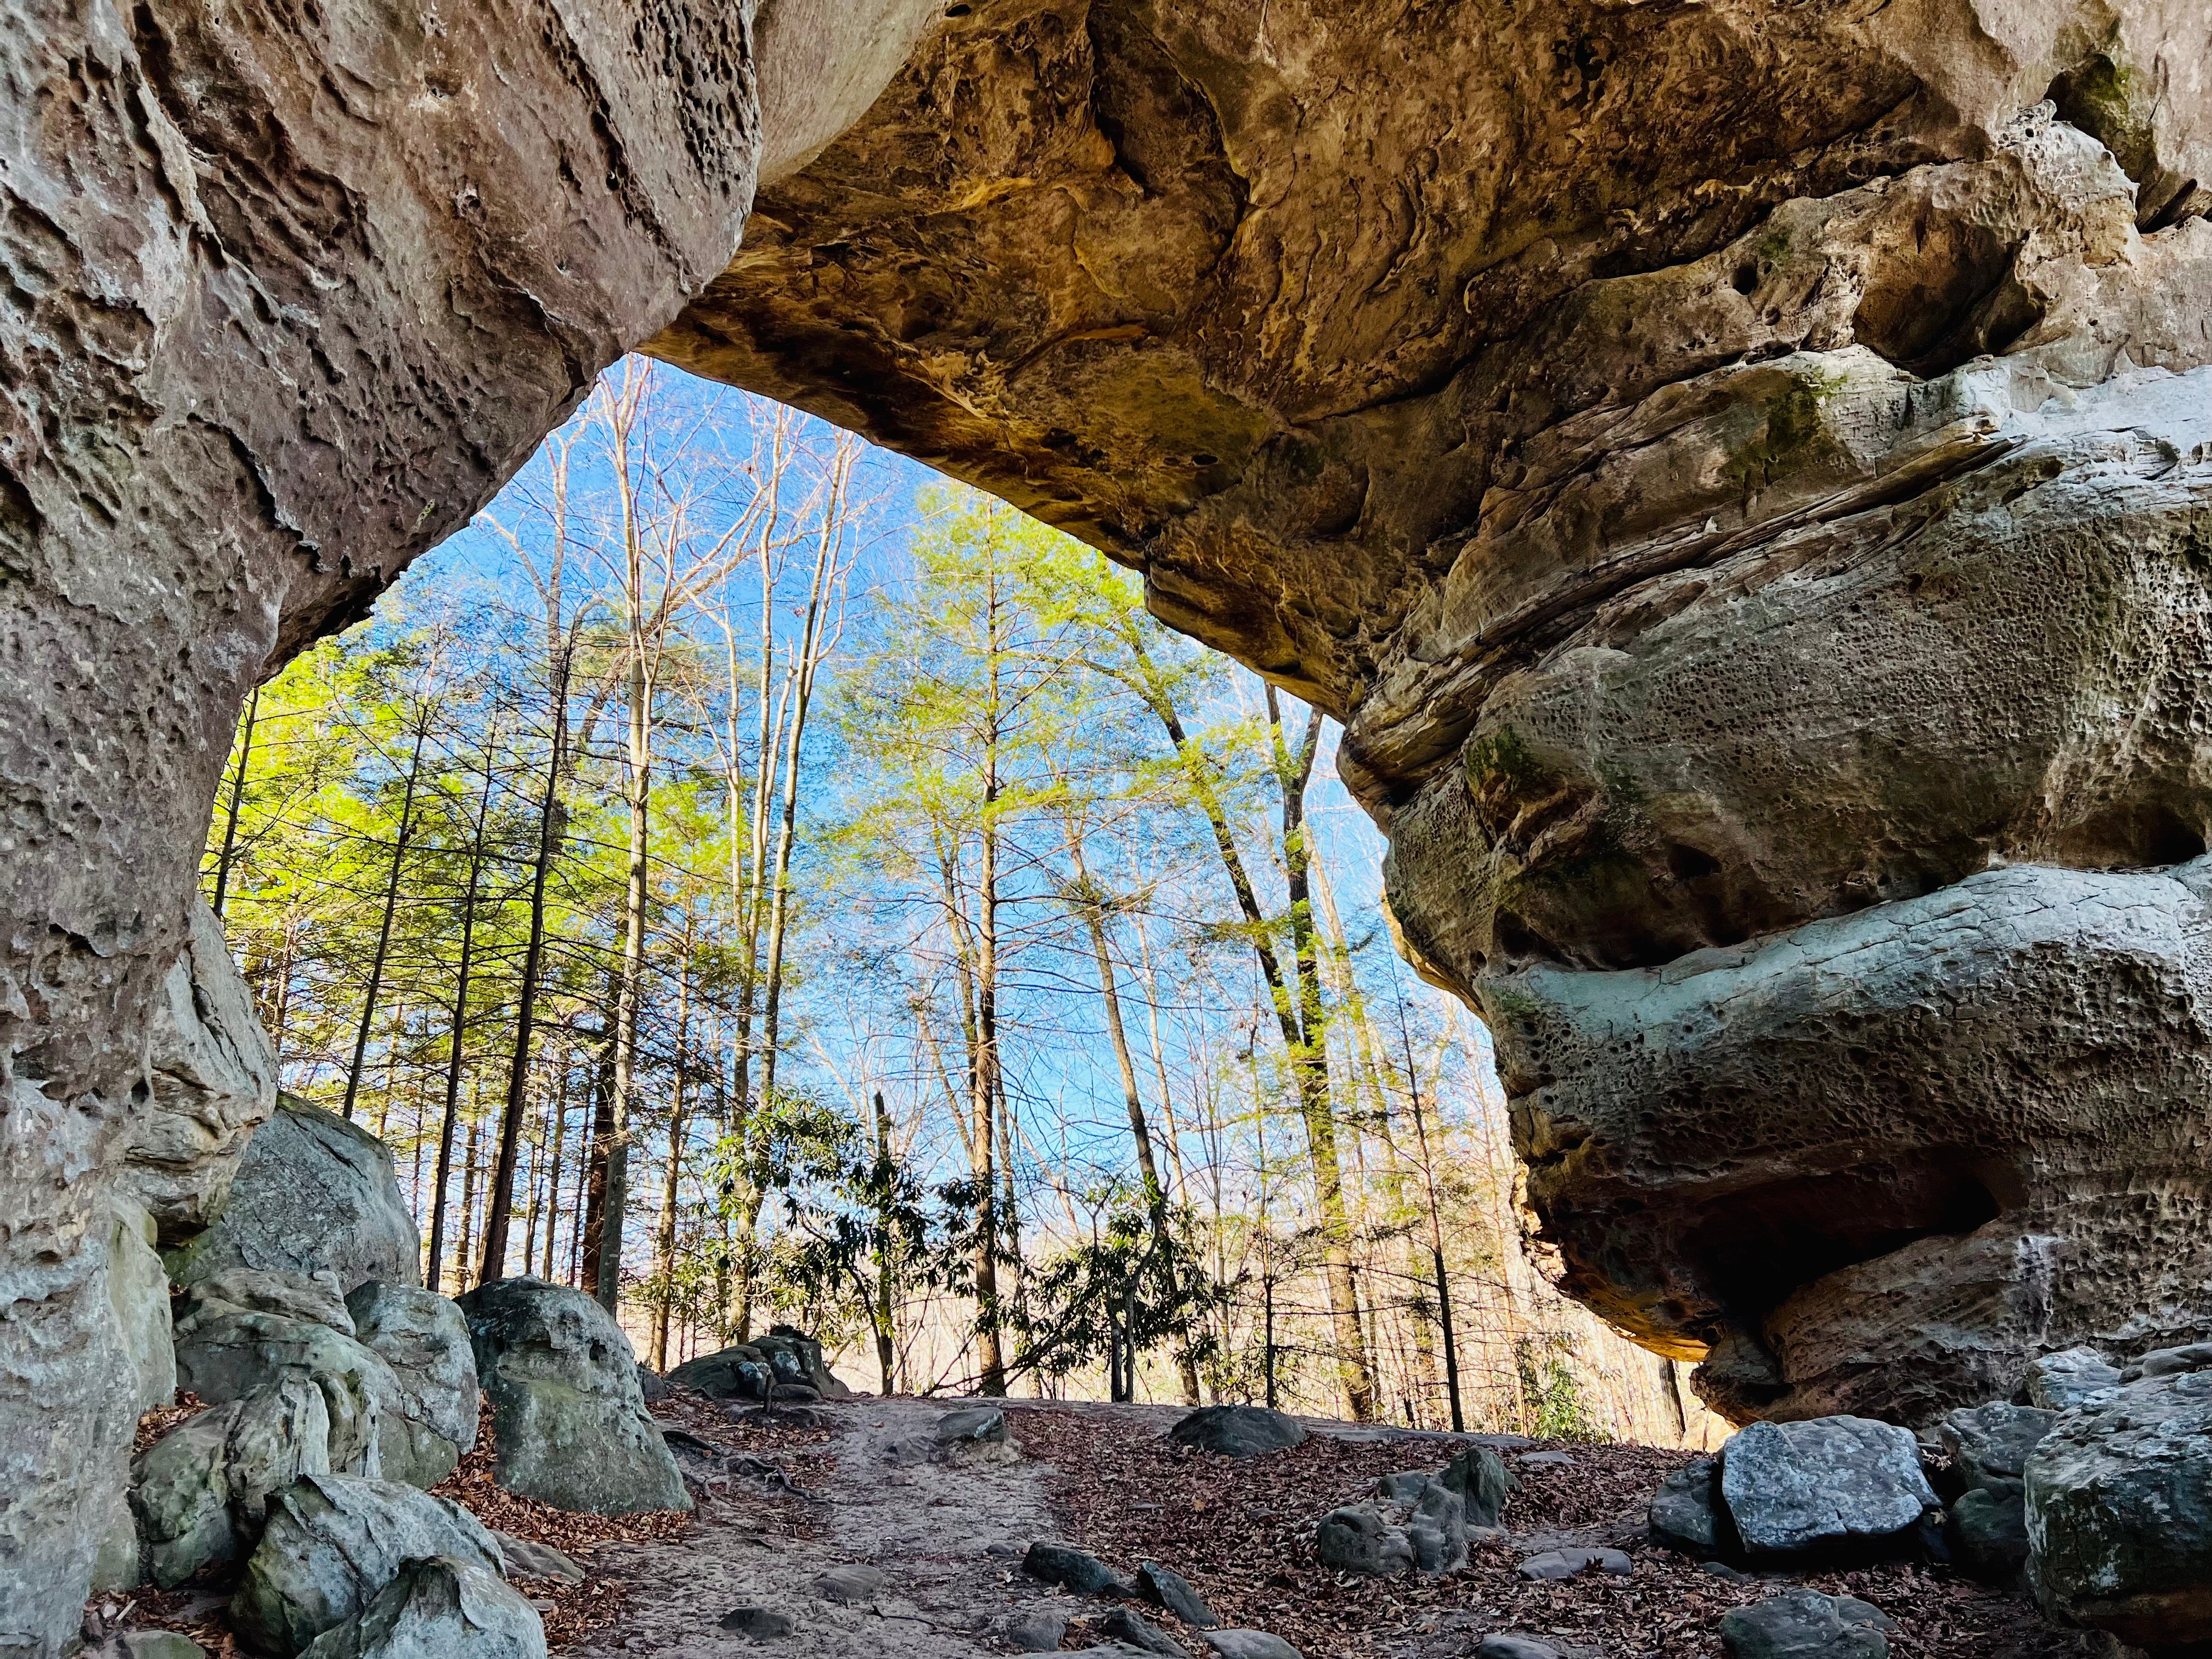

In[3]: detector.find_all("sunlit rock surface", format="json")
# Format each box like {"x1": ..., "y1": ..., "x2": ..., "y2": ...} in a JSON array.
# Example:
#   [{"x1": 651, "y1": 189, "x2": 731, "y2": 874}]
[
  {"x1": 652, "y1": 3, "x2": 2212, "y2": 1426},
  {"x1": 0, "y1": 1, "x2": 759, "y2": 1648},
  {"x1": 10, "y1": 2, "x2": 2212, "y2": 1648}
]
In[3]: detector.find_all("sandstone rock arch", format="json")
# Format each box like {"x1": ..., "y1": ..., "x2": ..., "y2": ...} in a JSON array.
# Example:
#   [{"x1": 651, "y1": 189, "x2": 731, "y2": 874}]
[{"x1": 7, "y1": 2, "x2": 2212, "y2": 1648}]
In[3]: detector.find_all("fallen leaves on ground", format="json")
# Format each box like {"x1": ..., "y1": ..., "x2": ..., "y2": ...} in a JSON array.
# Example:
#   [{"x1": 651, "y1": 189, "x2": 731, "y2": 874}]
[
  {"x1": 1015, "y1": 1411, "x2": 2091, "y2": 1659},
  {"x1": 134, "y1": 1393, "x2": 211, "y2": 1455}
]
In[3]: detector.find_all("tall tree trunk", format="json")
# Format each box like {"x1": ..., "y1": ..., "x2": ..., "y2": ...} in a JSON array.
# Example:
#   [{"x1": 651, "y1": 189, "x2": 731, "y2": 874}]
[
  {"x1": 425, "y1": 731, "x2": 496, "y2": 1290},
  {"x1": 579, "y1": 1000, "x2": 620, "y2": 1297},
  {"x1": 538, "y1": 1047, "x2": 571, "y2": 1279},
  {"x1": 210, "y1": 685, "x2": 259, "y2": 917},
  {"x1": 871, "y1": 1089, "x2": 898, "y2": 1396},
  {"x1": 756, "y1": 445, "x2": 847, "y2": 1111},
  {"x1": 1268, "y1": 687, "x2": 1376, "y2": 1421},
  {"x1": 455, "y1": 1095, "x2": 484, "y2": 1295},
  {"x1": 1063, "y1": 823, "x2": 1200, "y2": 1404},
  {"x1": 651, "y1": 925, "x2": 695, "y2": 1372},
  {"x1": 971, "y1": 567, "x2": 1007, "y2": 1397},
  {"x1": 1121, "y1": 645, "x2": 1375, "y2": 1419},
  {"x1": 596, "y1": 644, "x2": 652, "y2": 1316},
  {"x1": 343, "y1": 719, "x2": 430, "y2": 1120},
  {"x1": 480, "y1": 645, "x2": 572, "y2": 1282}
]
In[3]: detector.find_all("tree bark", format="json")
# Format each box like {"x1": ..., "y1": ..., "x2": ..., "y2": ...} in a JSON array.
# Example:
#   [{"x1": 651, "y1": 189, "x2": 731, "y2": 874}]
[
  {"x1": 1267, "y1": 686, "x2": 1376, "y2": 1421},
  {"x1": 651, "y1": 923, "x2": 695, "y2": 1372},
  {"x1": 479, "y1": 642, "x2": 571, "y2": 1282},
  {"x1": 342, "y1": 718, "x2": 430, "y2": 1120},
  {"x1": 426, "y1": 736, "x2": 497, "y2": 1290},
  {"x1": 210, "y1": 685, "x2": 259, "y2": 918}
]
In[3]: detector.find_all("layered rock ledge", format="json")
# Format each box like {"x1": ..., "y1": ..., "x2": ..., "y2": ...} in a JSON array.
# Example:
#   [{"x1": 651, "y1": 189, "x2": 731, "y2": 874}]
[{"x1": 652, "y1": 3, "x2": 2212, "y2": 1426}]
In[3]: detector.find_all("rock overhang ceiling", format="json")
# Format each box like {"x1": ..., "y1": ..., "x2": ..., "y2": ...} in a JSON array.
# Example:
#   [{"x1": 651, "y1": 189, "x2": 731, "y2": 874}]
[{"x1": 652, "y1": 0, "x2": 2212, "y2": 1424}]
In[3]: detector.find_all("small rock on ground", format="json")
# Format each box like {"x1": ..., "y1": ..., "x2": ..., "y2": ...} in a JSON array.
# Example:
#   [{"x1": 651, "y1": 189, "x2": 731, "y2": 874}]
[
  {"x1": 1516, "y1": 1547, "x2": 1632, "y2": 1581},
  {"x1": 1099, "y1": 1606, "x2": 1190, "y2": 1657},
  {"x1": 992, "y1": 1608, "x2": 1070, "y2": 1651},
  {"x1": 1201, "y1": 1634, "x2": 1303, "y2": 1659},
  {"x1": 1718, "y1": 1590, "x2": 1894, "y2": 1658},
  {"x1": 812, "y1": 1564, "x2": 887, "y2": 1604},
  {"x1": 1168, "y1": 1406, "x2": 1308, "y2": 1458},
  {"x1": 1477, "y1": 1639, "x2": 1562, "y2": 1659},
  {"x1": 120, "y1": 1637, "x2": 208, "y2": 1659},
  {"x1": 1517, "y1": 1451, "x2": 1573, "y2": 1468},
  {"x1": 1026, "y1": 1539, "x2": 1126, "y2": 1595},
  {"x1": 494, "y1": 1531, "x2": 584, "y2": 1585},
  {"x1": 1137, "y1": 1562, "x2": 1217, "y2": 1628},
  {"x1": 719, "y1": 1606, "x2": 795, "y2": 1639}
]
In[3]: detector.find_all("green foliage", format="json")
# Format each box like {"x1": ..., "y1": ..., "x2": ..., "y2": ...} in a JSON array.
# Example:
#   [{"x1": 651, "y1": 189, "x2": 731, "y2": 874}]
[{"x1": 1516, "y1": 1329, "x2": 1605, "y2": 1443}]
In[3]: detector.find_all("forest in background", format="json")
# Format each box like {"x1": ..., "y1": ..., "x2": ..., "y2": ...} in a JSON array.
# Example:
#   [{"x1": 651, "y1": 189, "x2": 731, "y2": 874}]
[{"x1": 203, "y1": 358, "x2": 1723, "y2": 1449}]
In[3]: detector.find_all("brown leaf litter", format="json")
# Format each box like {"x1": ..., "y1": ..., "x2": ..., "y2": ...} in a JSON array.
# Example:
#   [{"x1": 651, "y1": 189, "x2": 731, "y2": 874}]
[{"x1": 1015, "y1": 1410, "x2": 2096, "y2": 1659}]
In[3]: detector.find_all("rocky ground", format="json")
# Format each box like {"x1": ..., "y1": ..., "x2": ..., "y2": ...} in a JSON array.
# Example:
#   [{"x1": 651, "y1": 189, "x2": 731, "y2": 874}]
[{"x1": 354, "y1": 1393, "x2": 2102, "y2": 1659}]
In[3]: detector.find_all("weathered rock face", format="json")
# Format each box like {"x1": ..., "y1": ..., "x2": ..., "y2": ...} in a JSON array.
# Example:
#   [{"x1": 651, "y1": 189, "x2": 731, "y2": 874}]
[
  {"x1": 233, "y1": 1474, "x2": 505, "y2": 1656},
  {"x1": 343, "y1": 1284, "x2": 479, "y2": 1489},
  {"x1": 0, "y1": 0, "x2": 762, "y2": 1646},
  {"x1": 294, "y1": 1555, "x2": 545, "y2": 1659},
  {"x1": 457, "y1": 1277, "x2": 689, "y2": 1516},
  {"x1": 15, "y1": 2, "x2": 2212, "y2": 1646},
  {"x1": 132, "y1": 1376, "x2": 333, "y2": 1589},
  {"x1": 170, "y1": 1098, "x2": 422, "y2": 1295},
  {"x1": 2027, "y1": 1365, "x2": 2212, "y2": 1647},
  {"x1": 121, "y1": 899, "x2": 279, "y2": 1244},
  {"x1": 650, "y1": 4, "x2": 2212, "y2": 1430}
]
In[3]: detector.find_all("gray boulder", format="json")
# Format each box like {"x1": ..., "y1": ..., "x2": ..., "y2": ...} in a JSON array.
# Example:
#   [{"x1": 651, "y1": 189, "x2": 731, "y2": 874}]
[
  {"x1": 168, "y1": 1096, "x2": 420, "y2": 1296},
  {"x1": 1947, "y1": 1480, "x2": 2029, "y2": 1583},
  {"x1": 457, "y1": 1276, "x2": 689, "y2": 1515},
  {"x1": 118, "y1": 1635, "x2": 211, "y2": 1659},
  {"x1": 1719, "y1": 1417, "x2": 1937, "y2": 1560},
  {"x1": 492, "y1": 1531, "x2": 583, "y2": 1584},
  {"x1": 1201, "y1": 1634, "x2": 1301, "y2": 1659},
  {"x1": 2024, "y1": 1347, "x2": 2122, "y2": 1412},
  {"x1": 813, "y1": 1564, "x2": 886, "y2": 1604},
  {"x1": 1477, "y1": 1641, "x2": 1560, "y2": 1659},
  {"x1": 122, "y1": 897, "x2": 279, "y2": 1242},
  {"x1": 719, "y1": 1607, "x2": 794, "y2": 1639},
  {"x1": 178, "y1": 1267, "x2": 356, "y2": 1336},
  {"x1": 1136, "y1": 1562, "x2": 1216, "y2": 1628},
  {"x1": 1515, "y1": 1547, "x2": 1630, "y2": 1579},
  {"x1": 233, "y1": 1474, "x2": 504, "y2": 1655},
  {"x1": 345, "y1": 1283, "x2": 479, "y2": 1488},
  {"x1": 635, "y1": 1365, "x2": 674, "y2": 1403},
  {"x1": 1100, "y1": 1608, "x2": 1190, "y2": 1657},
  {"x1": 110, "y1": 1197, "x2": 178, "y2": 1417},
  {"x1": 1316, "y1": 1504, "x2": 1414, "y2": 1577},
  {"x1": 934, "y1": 1404, "x2": 1019, "y2": 1465},
  {"x1": 2123, "y1": 1341, "x2": 2212, "y2": 1381},
  {"x1": 936, "y1": 1406, "x2": 1009, "y2": 1444},
  {"x1": 2027, "y1": 1367, "x2": 2212, "y2": 1646},
  {"x1": 1375, "y1": 1470, "x2": 1429, "y2": 1505},
  {"x1": 1405, "y1": 1480, "x2": 1469, "y2": 1574},
  {"x1": 1650, "y1": 1459, "x2": 1723, "y2": 1558},
  {"x1": 992, "y1": 1608, "x2": 1069, "y2": 1652},
  {"x1": 1438, "y1": 1444, "x2": 1513, "y2": 1528},
  {"x1": 1168, "y1": 1405, "x2": 1307, "y2": 1458},
  {"x1": 173, "y1": 1305, "x2": 394, "y2": 1477},
  {"x1": 1718, "y1": 1590, "x2": 1893, "y2": 1658},
  {"x1": 668, "y1": 1325, "x2": 850, "y2": 1402},
  {"x1": 295, "y1": 1555, "x2": 545, "y2": 1659},
  {"x1": 1025, "y1": 1539, "x2": 1126, "y2": 1595},
  {"x1": 1937, "y1": 1402, "x2": 2053, "y2": 1492},
  {"x1": 133, "y1": 1376, "x2": 333, "y2": 1587}
]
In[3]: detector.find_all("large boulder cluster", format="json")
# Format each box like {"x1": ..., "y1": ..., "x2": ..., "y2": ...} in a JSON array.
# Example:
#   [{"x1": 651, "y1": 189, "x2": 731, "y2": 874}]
[
  {"x1": 100, "y1": 1078, "x2": 701, "y2": 1657},
  {"x1": 665, "y1": 1325, "x2": 854, "y2": 1404},
  {"x1": 1645, "y1": 1341, "x2": 2212, "y2": 1652}
]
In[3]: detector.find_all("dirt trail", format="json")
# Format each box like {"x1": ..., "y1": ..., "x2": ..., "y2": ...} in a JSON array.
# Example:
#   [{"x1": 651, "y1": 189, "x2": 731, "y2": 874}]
[{"x1": 571, "y1": 1397, "x2": 1084, "y2": 1658}]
